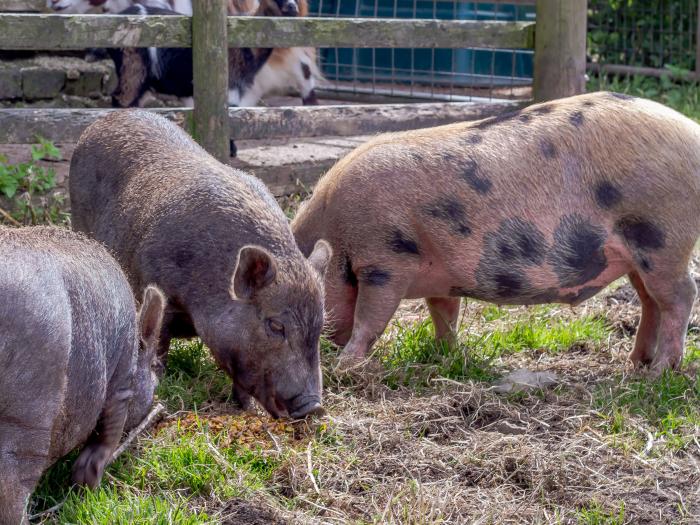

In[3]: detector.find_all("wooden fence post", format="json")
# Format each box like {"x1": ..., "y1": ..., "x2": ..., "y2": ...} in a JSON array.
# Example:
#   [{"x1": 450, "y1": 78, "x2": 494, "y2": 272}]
[
  {"x1": 192, "y1": 0, "x2": 229, "y2": 162},
  {"x1": 533, "y1": 0, "x2": 587, "y2": 102}
]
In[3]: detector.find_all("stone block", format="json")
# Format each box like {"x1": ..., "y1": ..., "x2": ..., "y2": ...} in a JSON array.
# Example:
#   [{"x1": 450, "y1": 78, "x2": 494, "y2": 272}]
[
  {"x1": 0, "y1": 66, "x2": 22, "y2": 99},
  {"x1": 22, "y1": 67, "x2": 65, "y2": 100}
]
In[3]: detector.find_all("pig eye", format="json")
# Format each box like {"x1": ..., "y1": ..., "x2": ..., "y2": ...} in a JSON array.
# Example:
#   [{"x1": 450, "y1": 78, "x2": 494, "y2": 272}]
[{"x1": 267, "y1": 318, "x2": 285, "y2": 338}]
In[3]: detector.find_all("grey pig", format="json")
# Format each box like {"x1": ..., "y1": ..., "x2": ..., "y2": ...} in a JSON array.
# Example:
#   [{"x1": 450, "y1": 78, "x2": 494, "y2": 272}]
[
  {"x1": 69, "y1": 110, "x2": 331, "y2": 419},
  {"x1": 292, "y1": 92, "x2": 700, "y2": 374},
  {"x1": 0, "y1": 226, "x2": 165, "y2": 525}
]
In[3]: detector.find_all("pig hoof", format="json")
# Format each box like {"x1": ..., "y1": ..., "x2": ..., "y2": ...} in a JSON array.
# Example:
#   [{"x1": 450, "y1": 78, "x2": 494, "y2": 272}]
[{"x1": 72, "y1": 443, "x2": 111, "y2": 489}]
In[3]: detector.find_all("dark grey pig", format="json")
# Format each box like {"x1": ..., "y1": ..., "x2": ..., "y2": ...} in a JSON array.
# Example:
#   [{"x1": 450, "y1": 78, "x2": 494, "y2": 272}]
[
  {"x1": 69, "y1": 110, "x2": 331, "y2": 419},
  {"x1": 293, "y1": 92, "x2": 700, "y2": 374},
  {"x1": 0, "y1": 226, "x2": 165, "y2": 525}
]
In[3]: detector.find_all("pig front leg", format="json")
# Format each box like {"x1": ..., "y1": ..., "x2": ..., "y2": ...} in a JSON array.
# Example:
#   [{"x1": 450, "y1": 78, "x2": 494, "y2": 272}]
[
  {"x1": 426, "y1": 297, "x2": 461, "y2": 347},
  {"x1": 337, "y1": 272, "x2": 406, "y2": 368},
  {"x1": 72, "y1": 388, "x2": 131, "y2": 488}
]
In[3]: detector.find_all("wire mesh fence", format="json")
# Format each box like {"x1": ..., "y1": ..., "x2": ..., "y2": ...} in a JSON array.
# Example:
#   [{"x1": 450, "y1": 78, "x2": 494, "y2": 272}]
[
  {"x1": 309, "y1": 0, "x2": 535, "y2": 102},
  {"x1": 588, "y1": 0, "x2": 699, "y2": 78}
]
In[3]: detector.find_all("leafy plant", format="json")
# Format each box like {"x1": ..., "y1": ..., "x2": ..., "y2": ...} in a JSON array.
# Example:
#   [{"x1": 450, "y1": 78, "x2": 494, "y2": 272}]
[{"x1": 0, "y1": 137, "x2": 68, "y2": 225}]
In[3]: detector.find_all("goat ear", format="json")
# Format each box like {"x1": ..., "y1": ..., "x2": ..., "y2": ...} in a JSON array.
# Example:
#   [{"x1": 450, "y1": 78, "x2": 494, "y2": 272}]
[
  {"x1": 308, "y1": 239, "x2": 332, "y2": 278},
  {"x1": 139, "y1": 285, "x2": 166, "y2": 348},
  {"x1": 230, "y1": 246, "x2": 277, "y2": 300}
]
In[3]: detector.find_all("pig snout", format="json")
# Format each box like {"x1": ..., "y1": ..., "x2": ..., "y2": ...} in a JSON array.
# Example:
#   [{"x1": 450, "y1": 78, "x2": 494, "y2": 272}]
[{"x1": 287, "y1": 393, "x2": 325, "y2": 419}]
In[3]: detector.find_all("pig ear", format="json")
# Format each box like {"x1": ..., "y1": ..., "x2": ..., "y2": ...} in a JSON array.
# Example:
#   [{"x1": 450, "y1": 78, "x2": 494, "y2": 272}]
[
  {"x1": 139, "y1": 285, "x2": 166, "y2": 348},
  {"x1": 307, "y1": 239, "x2": 332, "y2": 278},
  {"x1": 231, "y1": 245, "x2": 277, "y2": 300}
]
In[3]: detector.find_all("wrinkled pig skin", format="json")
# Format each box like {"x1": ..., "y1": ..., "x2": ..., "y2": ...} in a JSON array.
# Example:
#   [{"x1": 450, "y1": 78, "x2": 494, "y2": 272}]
[
  {"x1": 0, "y1": 226, "x2": 165, "y2": 525},
  {"x1": 69, "y1": 110, "x2": 331, "y2": 420},
  {"x1": 292, "y1": 92, "x2": 700, "y2": 374}
]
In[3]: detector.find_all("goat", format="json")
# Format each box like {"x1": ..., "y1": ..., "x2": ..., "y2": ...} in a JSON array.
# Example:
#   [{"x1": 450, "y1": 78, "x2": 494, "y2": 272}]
[{"x1": 48, "y1": 0, "x2": 322, "y2": 106}]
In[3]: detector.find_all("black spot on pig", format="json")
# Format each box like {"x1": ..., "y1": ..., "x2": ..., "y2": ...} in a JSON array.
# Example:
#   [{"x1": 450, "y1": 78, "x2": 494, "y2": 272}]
[
  {"x1": 424, "y1": 198, "x2": 472, "y2": 236},
  {"x1": 472, "y1": 218, "x2": 547, "y2": 302},
  {"x1": 344, "y1": 257, "x2": 358, "y2": 287},
  {"x1": 638, "y1": 256, "x2": 653, "y2": 272},
  {"x1": 487, "y1": 218, "x2": 547, "y2": 266},
  {"x1": 594, "y1": 181, "x2": 623, "y2": 209},
  {"x1": 518, "y1": 113, "x2": 532, "y2": 124},
  {"x1": 541, "y1": 139, "x2": 557, "y2": 159},
  {"x1": 609, "y1": 92, "x2": 634, "y2": 101},
  {"x1": 411, "y1": 152, "x2": 423, "y2": 162},
  {"x1": 389, "y1": 229, "x2": 420, "y2": 256},
  {"x1": 359, "y1": 267, "x2": 391, "y2": 286},
  {"x1": 301, "y1": 63, "x2": 311, "y2": 80},
  {"x1": 561, "y1": 286, "x2": 603, "y2": 305},
  {"x1": 583, "y1": 101, "x2": 595, "y2": 107},
  {"x1": 569, "y1": 111, "x2": 584, "y2": 127},
  {"x1": 461, "y1": 159, "x2": 493, "y2": 194},
  {"x1": 464, "y1": 134, "x2": 483, "y2": 145},
  {"x1": 533, "y1": 105, "x2": 553, "y2": 115},
  {"x1": 494, "y1": 272, "x2": 524, "y2": 297},
  {"x1": 449, "y1": 286, "x2": 473, "y2": 297},
  {"x1": 548, "y1": 214, "x2": 608, "y2": 287},
  {"x1": 615, "y1": 216, "x2": 666, "y2": 251}
]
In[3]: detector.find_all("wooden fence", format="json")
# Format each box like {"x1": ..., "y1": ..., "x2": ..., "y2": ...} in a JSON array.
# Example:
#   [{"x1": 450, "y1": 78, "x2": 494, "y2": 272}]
[{"x1": 0, "y1": 0, "x2": 587, "y2": 162}]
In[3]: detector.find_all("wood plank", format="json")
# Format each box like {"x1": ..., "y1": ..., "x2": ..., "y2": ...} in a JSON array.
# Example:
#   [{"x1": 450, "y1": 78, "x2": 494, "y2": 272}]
[
  {"x1": 533, "y1": 0, "x2": 587, "y2": 102},
  {"x1": 192, "y1": 0, "x2": 229, "y2": 162},
  {"x1": 226, "y1": 17, "x2": 535, "y2": 49},
  {"x1": 0, "y1": 102, "x2": 523, "y2": 143},
  {"x1": 1, "y1": 0, "x2": 45, "y2": 12},
  {"x1": 0, "y1": 14, "x2": 535, "y2": 50}
]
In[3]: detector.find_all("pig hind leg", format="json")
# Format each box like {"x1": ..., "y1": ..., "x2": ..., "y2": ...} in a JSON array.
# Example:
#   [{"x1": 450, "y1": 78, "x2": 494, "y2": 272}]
[
  {"x1": 628, "y1": 271, "x2": 660, "y2": 366},
  {"x1": 72, "y1": 388, "x2": 131, "y2": 488},
  {"x1": 0, "y1": 431, "x2": 50, "y2": 525},
  {"x1": 426, "y1": 297, "x2": 461, "y2": 347},
  {"x1": 631, "y1": 267, "x2": 697, "y2": 373}
]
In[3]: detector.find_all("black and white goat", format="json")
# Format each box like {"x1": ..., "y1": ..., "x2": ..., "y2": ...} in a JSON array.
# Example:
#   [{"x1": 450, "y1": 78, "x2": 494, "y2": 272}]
[
  {"x1": 47, "y1": 0, "x2": 322, "y2": 106},
  {"x1": 46, "y1": 0, "x2": 192, "y2": 14}
]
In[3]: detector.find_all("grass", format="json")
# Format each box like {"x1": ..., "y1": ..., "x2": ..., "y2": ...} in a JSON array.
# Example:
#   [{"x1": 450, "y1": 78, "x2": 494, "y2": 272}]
[
  {"x1": 156, "y1": 339, "x2": 231, "y2": 412},
  {"x1": 576, "y1": 501, "x2": 626, "y2": 525},
  {"x1": 378, "y1": 306, "x2": 610, "y2": 388},
  {"x1": 594, "y1": 369, "x2": 700, "y2": 452}
]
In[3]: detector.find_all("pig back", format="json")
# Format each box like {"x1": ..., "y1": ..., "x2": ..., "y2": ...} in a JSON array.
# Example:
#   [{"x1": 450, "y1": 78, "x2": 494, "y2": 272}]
[
  {"x1": 70, "y1": 110, "x2": 300, "y2": 309},
  {"x1": 0, "y1": 227, "x2": 138, "y2": 462}
]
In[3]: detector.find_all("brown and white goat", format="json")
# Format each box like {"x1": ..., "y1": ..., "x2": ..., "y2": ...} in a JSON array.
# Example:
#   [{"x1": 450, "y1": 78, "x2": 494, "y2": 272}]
[{"x1": 47, "y1": 0, "x2": 322, "y2": 106}]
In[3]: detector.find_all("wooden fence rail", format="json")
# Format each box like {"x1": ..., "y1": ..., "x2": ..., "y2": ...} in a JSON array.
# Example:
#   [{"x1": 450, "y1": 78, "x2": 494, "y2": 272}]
[
  {"x1": 0, "y1": 15, "x2": 535, "y2": 50},
  {"x1": 0, "y1": 0, "x2": 587, "y2": 162}
]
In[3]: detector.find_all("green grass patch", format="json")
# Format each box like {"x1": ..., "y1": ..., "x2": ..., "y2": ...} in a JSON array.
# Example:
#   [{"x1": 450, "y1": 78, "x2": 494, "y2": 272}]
[
  {"x1": 378, "y1": 319, "x2": 499, "y2": 388},
  {"x1": 483, "y1": 313, "x2": 609, "y2": 355},
  {"x1": 31, "y1": 416, "x2": 282, "y2": 523},
  {"x1": 156, "y1": 339, "x2": 231, "y2": 411},
  {"x1": 56, "y1": 489, "x2": 208, "y2": 525},
  {"x1": 576, "y1": 501, "x2": 626, "y2": 525},
  {"x1": 594, "y1": 370, "x2": 700, "y2": 451},
  {"x1": 378, "y1": 311, "x2": 609, "y2": 388}
]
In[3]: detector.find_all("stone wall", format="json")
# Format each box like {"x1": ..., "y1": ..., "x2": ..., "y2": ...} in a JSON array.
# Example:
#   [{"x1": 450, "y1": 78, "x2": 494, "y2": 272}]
[{"x1": 0, "y1": 54, "x2": 117, "y2": 108}]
